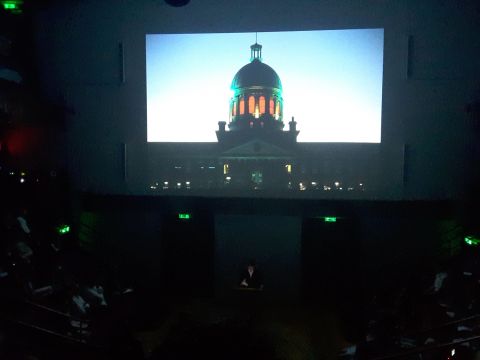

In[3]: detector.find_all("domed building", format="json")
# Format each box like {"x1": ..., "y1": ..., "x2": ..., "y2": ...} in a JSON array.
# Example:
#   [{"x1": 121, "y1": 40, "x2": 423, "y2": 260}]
[
  {"x1": 217, "y1": 42, "x2": 299, "y2": 146},
  {"x1": 151, "y1": 41, "x2": 311, "y2": 192},
  {"x1": 229, "y1": 43, "x2": 284, "y2": 131},
  {"x1": 149, "y1": 42, "x2": 369, "y2": 193}
]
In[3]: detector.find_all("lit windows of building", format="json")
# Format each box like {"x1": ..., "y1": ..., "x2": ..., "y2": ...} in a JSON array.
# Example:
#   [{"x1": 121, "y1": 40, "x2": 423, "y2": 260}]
[
  {"x1": 259, "y1": 96, "x2": 266, "y2": 114},
  {"x1": 254, "y1": 104, "x2": 260, "y2": 119},
  {"x1": 239, "y1": 97, "x2": 245, "y2": 115},
  {"x1": 248, "y1": 95, "x2": 255, "y2": 114}
]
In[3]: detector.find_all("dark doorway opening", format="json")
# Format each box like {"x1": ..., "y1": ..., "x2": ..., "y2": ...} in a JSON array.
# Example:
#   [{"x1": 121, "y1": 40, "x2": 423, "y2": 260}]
[
  {"x1": 302, "y1": 216, "x2": 364, "y2": 340},
  {"x1": 161, "y1": 213, "x2": 214, "y2": 298}
]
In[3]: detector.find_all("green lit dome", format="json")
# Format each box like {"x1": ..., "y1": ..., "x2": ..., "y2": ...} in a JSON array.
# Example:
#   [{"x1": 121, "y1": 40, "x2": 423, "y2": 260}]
[
  {"x1": 231, "y1": 59, "x2": 282, "y2": 91},
  {"x1": 227, "y1": 42, "x2": 285, "y2": 131}
]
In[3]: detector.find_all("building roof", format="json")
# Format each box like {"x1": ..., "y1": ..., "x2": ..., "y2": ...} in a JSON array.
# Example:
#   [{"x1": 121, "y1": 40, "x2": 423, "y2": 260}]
[{"x1": 231, "y1": 58, "x2": 282, "y2": 91}]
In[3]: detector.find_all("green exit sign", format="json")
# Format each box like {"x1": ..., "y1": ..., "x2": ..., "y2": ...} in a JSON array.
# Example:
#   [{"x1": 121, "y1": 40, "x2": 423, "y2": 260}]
[
  {"x1": 57, "y1": 224, "x2": 70, "y2": 234},
  {"x1": 178, "y1": 213, "x2": 191, "y2": 219},
  {"x1": 314, "y1": 215, "x2": 339, "y2": 222},
  {"x1": 2, "y1": 1, "x2": 22, "y2": 13},
  {"x1": 465, "y1": 235, "x2": 480, "y2": 246}
]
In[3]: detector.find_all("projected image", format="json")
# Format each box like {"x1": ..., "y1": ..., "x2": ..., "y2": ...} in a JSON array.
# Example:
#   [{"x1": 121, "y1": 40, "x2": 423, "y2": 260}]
[{"x1": 146, "y1": 29, "x2": 384, "y2": 143}]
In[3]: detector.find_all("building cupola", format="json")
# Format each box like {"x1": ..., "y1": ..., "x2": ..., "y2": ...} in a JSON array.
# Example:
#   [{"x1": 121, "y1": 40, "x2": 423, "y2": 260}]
[{"x1": 229, "y1": 41, "x2": 284, "y2": 131}]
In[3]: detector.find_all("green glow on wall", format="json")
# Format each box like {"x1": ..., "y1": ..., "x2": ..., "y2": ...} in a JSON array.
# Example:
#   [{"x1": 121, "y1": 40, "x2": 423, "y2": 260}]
[
  {"x1": 57, "y1": 225, "x2": 70, "y2": 235},
  {"x1": 178, "y1": 213, "x2": 191, "y2": 219},
  {"x1": 324, "y1": 217, "x2": 337, "y2": 223},
  {"x1": 2, "y1": 1, "x2": 22, "y2": 13},
  {"x1": 465, "y1": 235, "x2": 480, "y2": 246}
]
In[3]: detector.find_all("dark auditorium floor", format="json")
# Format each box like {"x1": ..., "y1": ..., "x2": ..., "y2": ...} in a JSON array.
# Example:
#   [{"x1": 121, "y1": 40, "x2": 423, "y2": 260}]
[{"x1": 134, "y1": 296, "x2": 348, "y2": 360}]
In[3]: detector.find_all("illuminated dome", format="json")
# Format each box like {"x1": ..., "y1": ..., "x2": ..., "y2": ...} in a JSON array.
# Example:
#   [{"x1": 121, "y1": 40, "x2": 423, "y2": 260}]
[
  {"x1": 228, "y1": 42, "x2": 284, "y2": 131},
  {"x1": 231, "y1": 60, "x2": 282, "y2": 91}
]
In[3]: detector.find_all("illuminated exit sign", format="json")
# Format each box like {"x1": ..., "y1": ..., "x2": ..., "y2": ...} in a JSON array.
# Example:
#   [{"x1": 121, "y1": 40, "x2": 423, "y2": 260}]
[
  {"x1": 57, "y1": 224, "x2": 70, "y2": 234},
  {"x1": 2, "y1": 1, "x2": 23, "y2": 13},
  {"x1": 178, "y1": 213, "x2": 191, "y2": 219},
  {"x1": 314, "y1": 216, "x2": 338, "y2": 222},
  {"x1": 465, "y1": 235, "x2": 480, "y2": 246}
]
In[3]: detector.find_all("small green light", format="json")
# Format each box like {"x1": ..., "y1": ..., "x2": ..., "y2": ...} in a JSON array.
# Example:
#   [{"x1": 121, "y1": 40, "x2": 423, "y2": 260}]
[
  {"x1": 178, "y1": 213, "x2": 190, "y2": 219},
  {"x1": 465, "y1": 235, "x2": 480, "y2": 246},
  {"x1": 324, "y1": 217, "x2": 337, "y2": 223},
  {"x1": 2, "y1": 1, "x2": 22, "y2": 13},
  {"x1": 57, "y1": 224, "x2": 70, "y2": 235}
]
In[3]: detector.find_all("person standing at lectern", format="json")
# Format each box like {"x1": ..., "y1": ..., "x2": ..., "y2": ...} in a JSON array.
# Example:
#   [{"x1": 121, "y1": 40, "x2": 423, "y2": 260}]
[{"x1": 240, "y1": 260, "x2": 263, "y2": 289}]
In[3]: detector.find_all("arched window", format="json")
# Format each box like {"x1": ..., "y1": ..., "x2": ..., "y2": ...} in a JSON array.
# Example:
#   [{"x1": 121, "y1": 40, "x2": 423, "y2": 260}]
[
  {"x1": 248, "y1": 96, "x2": 255, "y2": 114},
  {"x1": 239, "y1": 98, "x2": 245, "y2": 115},
  {"x1": 259, "y1": 96, "x2": 266, "y2": 114},
  {"x1": 275, "y1": 101, "x2": 280, "y2": 119},
  {"x1": 232, "y1": 101, "x2": 237, "y2": 116},
  {"x1": 269, "y1": 98, "x2": 274, "y2": 115}
]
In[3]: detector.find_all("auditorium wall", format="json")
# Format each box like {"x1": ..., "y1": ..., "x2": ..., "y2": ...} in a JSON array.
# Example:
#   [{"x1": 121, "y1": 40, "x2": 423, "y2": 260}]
[{"x1": 33, "y1": 0, "x2": 480, "y2": 200}]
